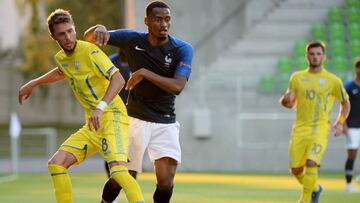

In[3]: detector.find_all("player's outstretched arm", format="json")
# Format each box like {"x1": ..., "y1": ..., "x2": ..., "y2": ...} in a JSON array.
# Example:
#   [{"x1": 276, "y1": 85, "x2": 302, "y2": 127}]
[
  {"x1": 279, "y1": 91, "x2": 296, "y2": 109},
  {"x1": 332, "y1": 99, "x2": 350, "y2": 137},
  {"x1": 88, "y1": 72, "x2": 125, "y2": 131},
  {"x1": 126, "y1": 68, "x2": 187, "y2": 95},
  {"x1": 18, "y1": 67, "x2": 65, "y2": 104},
  {"x1": 83, "y1": 24, "x2": 109, "y2": 46}
]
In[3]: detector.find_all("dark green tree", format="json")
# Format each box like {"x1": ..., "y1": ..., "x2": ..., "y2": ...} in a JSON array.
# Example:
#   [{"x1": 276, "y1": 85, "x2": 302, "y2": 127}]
[
  {"x1": 46, "y1": 0, "x2": 125, "y2": 55},
  {"x1": 18, "y1": 0, "x2": 125, "y2": 77},
  {"x1": 18, "y1": 0, "x2": 55, "y2": 78}
]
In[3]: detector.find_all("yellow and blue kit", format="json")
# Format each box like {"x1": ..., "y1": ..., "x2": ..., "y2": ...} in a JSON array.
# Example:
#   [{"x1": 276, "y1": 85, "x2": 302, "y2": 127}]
[
  {"x1": 54, "y1": 40, "x2": 129, "y2": 164},
  {"x1": 288, "y1": 68, "x2": 348, "y2": 167}
]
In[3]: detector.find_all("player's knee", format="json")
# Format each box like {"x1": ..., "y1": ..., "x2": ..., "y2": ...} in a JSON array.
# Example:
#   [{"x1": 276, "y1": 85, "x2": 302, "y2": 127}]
[
  {"x1": 348, "y1": 150, "x2": 357, "y2": 160},
  {"x1": 157, "y1": 178, "x2": 174, "y2": 190},
  {"x1": 47, "y1": 151, "x2": 76, "y2": 168},
  {"x1": 156, "y1": 172, "x2": 175, "y2": 190},
  {"x1": 48, "y1": 157, "x2": 61, "y2": 165},
  {"x1": 348, "y1": 154, "x2": 356, "y2": 160},
  {"x1": 290, "y1": 167, "x2": 304, "y2": 176}
]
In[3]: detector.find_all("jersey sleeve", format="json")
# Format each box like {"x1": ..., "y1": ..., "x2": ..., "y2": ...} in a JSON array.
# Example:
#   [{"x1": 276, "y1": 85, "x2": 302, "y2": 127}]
[
  {"x1": 88, "y1": 46, "x2": 119, "y2": 80},
  {"x1": 108, "y1": 29, "x2": 137, "y2": 47},
  {"x1": 288, "y1": 73, "x2": 297, "y2": 93},
  {"x1": 332, "y1": 77, "x2": 349, "y2": 102},
  {"x1": 174, "y1": 43, "x2": 193, "y2": 80},
  {"x1": 54, "y1": 53, "x2": 65, "y2": 74},
  {"x1": 54, "y1": 58, "x2": 62, "y2": 72},
  {"x1": 343, "y1": 80, "x2": 352, "y2": 94}
]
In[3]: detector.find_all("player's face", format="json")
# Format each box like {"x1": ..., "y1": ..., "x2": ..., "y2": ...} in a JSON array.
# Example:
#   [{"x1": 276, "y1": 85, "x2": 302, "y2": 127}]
[
  {"x1": 146, "y1": 7, "x2": 171, "y2": 41},
  {"x1": 51, "y1": 22, "x2": 77, "y2": 52},
  {"x1": 306, "y1": 47, "x2": 324, "y2": 68}
]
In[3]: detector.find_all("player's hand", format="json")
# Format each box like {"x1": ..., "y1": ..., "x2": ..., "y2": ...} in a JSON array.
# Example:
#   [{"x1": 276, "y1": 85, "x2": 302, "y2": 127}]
[
  {"x1": 88, "y1": 109, "x2": 103, "y2": 131},
  {"x1": 126, "y1": 69, "x2": 145, "y2": 90},
  {"x1": 93, "y1": 25, "x2": 109, "y2": 46},
  {"x1": 342, "y1": 124, "x2": 349, "y2": 136},
  {"x1": 332, "y1": 122, "x2": 343, "y2": 137},
  {"x1": 18, "y1": 81, "x2": 35, "y2": 105},
  {"x1": 284, "y1": 91, "x2": 295, "y2": 103},
  {"x1": 280, "y1": 91, "x2": 296, "y2": 108}
]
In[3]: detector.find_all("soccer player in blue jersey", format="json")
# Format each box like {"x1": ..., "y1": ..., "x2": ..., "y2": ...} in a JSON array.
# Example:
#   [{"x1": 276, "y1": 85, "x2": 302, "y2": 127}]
[
  {"x1": 280, "y1": 42, "x2": 350, "y2": 203},
  {"x1": 18, "y1": 9, "x2": 144, "y2": 203},
  {"x1": 84, "y1": 1, "x2": 193, "y2": 202},
  {"x1": 343, "y1": 57, "x2": 360, "y2": 192},
  {"x1": 110, "y1": 49, "x2": 131, "y2": 103}
]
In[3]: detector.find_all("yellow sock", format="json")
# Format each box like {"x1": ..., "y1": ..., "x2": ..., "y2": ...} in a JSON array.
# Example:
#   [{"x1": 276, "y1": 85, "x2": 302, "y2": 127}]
[
  {"x1": 48, "y1": 164, "x2": 72, "y2": 203},
  {"x1": 110, "y1": 165, "x2": 144, "y2": 203},
  {"x1": 295, "y1": 172, "x2": 305, "y2": 185},
  {"x1": 301, "y1": 167, "x2": 318, "y2": 203}
]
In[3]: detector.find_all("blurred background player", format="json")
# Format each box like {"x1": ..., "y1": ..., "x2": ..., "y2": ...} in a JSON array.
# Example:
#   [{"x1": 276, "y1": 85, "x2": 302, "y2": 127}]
[
  {"x1": 343, "y1": 57, "x2": 360, "y2": 193},
  {"x1": 84, "y1": 1, "x2": 193, "y2": 203},
  {"x1": 18, "y1": 9, "x2": 144, "y2": 203},
  {"x1": 110, "y1": 49, "x2": 131, "y2": 103},
  {"x1": 280, "y1": 41, "x2": 350, "y2": 203}
]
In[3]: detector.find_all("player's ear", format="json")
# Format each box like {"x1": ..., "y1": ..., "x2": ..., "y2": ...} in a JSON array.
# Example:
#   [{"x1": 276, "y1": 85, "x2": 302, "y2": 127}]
[{"x1": 144, "y1": 16, "x2": 149, "y2": 26}]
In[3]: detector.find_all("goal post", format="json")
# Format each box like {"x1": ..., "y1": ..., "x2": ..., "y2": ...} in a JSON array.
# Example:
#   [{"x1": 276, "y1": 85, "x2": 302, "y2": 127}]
[{"x1": 0, "y1": 112, "x2": 57, "y2": 184}]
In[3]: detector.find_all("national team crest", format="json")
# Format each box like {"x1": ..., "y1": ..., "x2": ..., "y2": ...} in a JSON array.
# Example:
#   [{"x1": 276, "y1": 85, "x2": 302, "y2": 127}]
[
  {"x1": 164, "y1": 54, "x2": 172, "y2": 67},
  {"x1": 319, "y1": 78, "x2": 325, "y2": 86},
  {"x1": 74, "y1": 60, "x2": 80, "y2": 72}
]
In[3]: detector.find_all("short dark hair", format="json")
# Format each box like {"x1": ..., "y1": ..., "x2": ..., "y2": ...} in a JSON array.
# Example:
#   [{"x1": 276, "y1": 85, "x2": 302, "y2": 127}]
[
  {"x1": 146, "y1": 1, "x2": 170, "y2": 16},
  {"x1": 306, "y1": 41, "x2": 326, "y2": 54},
  {"x1": 47, "y1": 9, "x2": 73, "y2": 35},
  {"x1": 354, "y1": 57, "x2": 360, "y2": 68}
]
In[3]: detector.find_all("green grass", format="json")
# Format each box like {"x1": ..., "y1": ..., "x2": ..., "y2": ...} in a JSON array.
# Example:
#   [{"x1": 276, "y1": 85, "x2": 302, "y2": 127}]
[{"x1": 0, "y1": 172, "x2": 359, "y2": 203}]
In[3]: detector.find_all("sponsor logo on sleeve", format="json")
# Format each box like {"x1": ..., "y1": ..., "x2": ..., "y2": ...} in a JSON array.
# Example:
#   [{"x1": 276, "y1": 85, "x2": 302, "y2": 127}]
[{"x1": 179, "y1": 61, "x2": 191, "y2": 68}]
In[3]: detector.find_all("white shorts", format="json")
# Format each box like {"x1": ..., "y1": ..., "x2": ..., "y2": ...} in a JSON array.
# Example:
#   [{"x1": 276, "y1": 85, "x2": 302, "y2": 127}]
[
  {"x1": 127, "y1": 116, "x2": 181, "y2": 172},
  {"x1": 345, "y1": 128, "x2": 360, "y2": 149}
]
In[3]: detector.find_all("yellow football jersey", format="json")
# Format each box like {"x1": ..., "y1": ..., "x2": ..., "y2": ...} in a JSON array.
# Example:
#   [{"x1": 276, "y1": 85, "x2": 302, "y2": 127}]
[
  {"x1": 54, "y1": 40, "x2": 127, "y2": 119},
  {"x1": 289, "y1": 68, "x2": 348, "y2": 137}
]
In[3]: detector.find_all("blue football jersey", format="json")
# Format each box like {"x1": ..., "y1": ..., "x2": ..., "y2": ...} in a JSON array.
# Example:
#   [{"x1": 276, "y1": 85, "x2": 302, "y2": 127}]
[{"x1": 108, "y1": 29, "x2": 193, "y2": 123}]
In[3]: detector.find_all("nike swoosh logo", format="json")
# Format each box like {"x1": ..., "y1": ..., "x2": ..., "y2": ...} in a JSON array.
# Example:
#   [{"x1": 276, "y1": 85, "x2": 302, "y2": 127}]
[{"x1": 135, "y1": 46, "x2": 145, "y2": 51}]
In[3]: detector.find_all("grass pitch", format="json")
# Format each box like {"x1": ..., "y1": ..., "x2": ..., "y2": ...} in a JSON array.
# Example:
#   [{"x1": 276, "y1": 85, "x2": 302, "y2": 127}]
[{"x1": 0, "y1": 172, "x2": 359, "y2": 203}]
